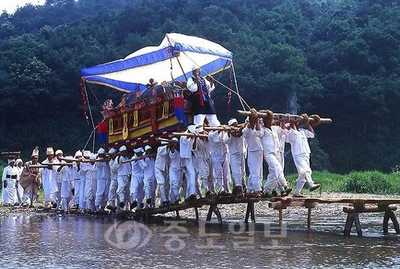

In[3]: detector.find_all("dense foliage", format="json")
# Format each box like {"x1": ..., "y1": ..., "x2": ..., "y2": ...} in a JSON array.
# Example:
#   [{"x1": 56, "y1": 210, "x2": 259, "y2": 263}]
[{"x1": 0, "y1": 0, "x2": 400, "y2": 174}]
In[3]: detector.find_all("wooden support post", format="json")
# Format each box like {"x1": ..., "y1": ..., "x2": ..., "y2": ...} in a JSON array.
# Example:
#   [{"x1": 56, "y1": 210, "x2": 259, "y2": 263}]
[
  {"x1": 206, "y1": 204, "x2": 222, "y2": 223},
  {"x1": 245, "y1": 202, "x2": 255, "y2": 223},
  {"x1": 354, "y1": 212, "x2": 362, "y2": 237},
  {"x1": 383, "y1": 209, "x2": 400, "y2": 234},
  {"x1": 194, "y1": 207, "x2": 199, "y2": 223},
  {"x1": 389, "y1": 211, "x2": 400, "y2": 234},
  {"x1": 278, "y1": 208, "x2": 283, "y2": 228},
  {"x1": 307, "y1": 208, "x2": 312, "y2": 234},
  {"x1": 175, "y1": 210, "x2": 180, "y2": 219},
  {"x1": 344, "y1": 213, "x2": 354, "y2": 236},
  {"x1": 383, "y1": 209, "x2": 390, "y2": 235}
]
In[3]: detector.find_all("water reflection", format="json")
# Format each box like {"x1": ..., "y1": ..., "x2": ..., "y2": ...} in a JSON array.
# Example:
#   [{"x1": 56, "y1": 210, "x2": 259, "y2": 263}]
[{"x1": 0, "y1": 215, "x2": 399, "y2": 268}]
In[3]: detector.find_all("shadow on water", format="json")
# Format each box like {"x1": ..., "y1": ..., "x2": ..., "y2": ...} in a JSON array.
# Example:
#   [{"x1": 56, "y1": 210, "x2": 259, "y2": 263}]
[{"x1": 0, "y1": 213, "x2": 399, "y2": 269}]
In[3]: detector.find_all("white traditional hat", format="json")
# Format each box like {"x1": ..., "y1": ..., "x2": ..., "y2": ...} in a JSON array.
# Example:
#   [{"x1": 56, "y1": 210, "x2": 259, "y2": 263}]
[
  {"x1": 8, "y1": 158, "x2": 15, "y2": 164},
  {"x1": 172, "y1": 137, "x2": 179, "y2": 142},
  {"x1": 55, "y1": 149, "x2": 63, "y2": 156},
  {"x1": 195, "y1": 125, "x2": 204, "y2": 133},
  {"x1": 161, "y1": 141, "x2": 168, "y2": 145},
  {"x1": 119, "y1": 145, "x2": 127, "y2": 152},
  {"x1": 228, "y1": 118, "x2": 238, "y2": 126},
  {"x1": 187, "y1": 124, "x2": 197, "y2": 133},
  {"x1": 89, "y1": 153, "x2": 96, "y2": 160},
  {"x1": 108, "y1": 148, "x2": 117, "y2": 154},
  {"x1": 133, "y1": 147, "x2": 144, "y2": 153},
  {"x1": 31, "y1": 147, "x2": 39, "y2": 157},
  {"x1": 144, "y1": 145, "x2": 152, "y2": 151},
  {"x1": 83, "y1": 150, "x2": 91, "y2": 157},
  {"x1": 46, "y1": 147, "x2": 54, "y2": 155},
  {"x1": 74, "y1": 150, "x2": 83, "y2": 158},
  {"x1": 15, "y1": 158, "x2": 23, "y2": 166},
  {"x1": 97, "y1": 147, "x2": 105, "y2": 154},
  {"x1": 192, "y1": 65, "x2": 200, "y2": 72}
]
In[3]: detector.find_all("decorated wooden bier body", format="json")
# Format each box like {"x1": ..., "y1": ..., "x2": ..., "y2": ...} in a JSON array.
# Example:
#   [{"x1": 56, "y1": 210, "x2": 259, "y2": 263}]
[{"x1": 100, "y1": 84, "x2": 192, "y2": 150}]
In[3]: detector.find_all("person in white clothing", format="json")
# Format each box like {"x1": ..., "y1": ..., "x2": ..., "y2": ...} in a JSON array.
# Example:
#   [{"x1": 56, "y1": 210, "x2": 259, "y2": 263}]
[
  {"x1": 208, "y1": 127, "x2": 229, "y2": 195},
  {"x1": 95, "y1": 148, "x2": 109, "y2": 212},
  {"x1": 192, "y1": 126, "x2": 214, "y2": 196},
  {"x1": 225, "y1": 118, "x2": 246, "y2": 197},
  {"x1": 59, "y1": 156, "x2": 73, "y2": 212},
  {"x1": 154, "y1": 141, "x2": 170, "y2": 207},
  {"x1": 286, "y1": 115, "x2": 321, "y2": 197},
  {"x1": 40, "y1": 147, "x2": 55, "y2": 208},
  {"x1": 130, "y1": 147, "x2": 145, "y2": 210},
  {"x1": 259, "y1": 110, "x2": 292, "y2": 197},
  {"x1": 51, "y1": 149, "x2": 65, "y2": 210},
  {"x1": 78, "y1": 150, "x2": 91, "y2": 211},
  {"x1": 140, "y1": 145, "x2": 156, "y2": 208},
  {"x1": 186, "y1": 66, "x2": 220, "y2": 127},
  {"x1": 14, "y1": 158, "x2": 24, "y2": 205},
  {"x1": 84, "y1": 153, "x2": 97, "y2": 212},
  {"x1": 168, "y1": 137, "x2": 182, "y2": 204},
  {"x1": 116, "y1": 145, "x2": 132, "y2": 210},
  {"x1": 71, "y1": 150, "x2": 83, "y2": 208},
  {"x1": 242, "y1": 109, "x2": 264, "y2": 197},
  {"x1": 106, "y1": 148, "x2": 119, "y2": 211},
  {"x1": 180, "y1": 126, "x2": 199, "y2": 201},
  {"x1": 2, "y1": 159, "x2": 19, "y2": 205}
]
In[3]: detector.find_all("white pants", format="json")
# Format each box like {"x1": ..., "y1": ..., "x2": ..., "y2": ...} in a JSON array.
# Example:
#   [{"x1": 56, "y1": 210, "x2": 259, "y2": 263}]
[
  {"x1": 193, "y1": 114, "x2": 220, "y2": 127},
  {"x1": 84, "y1": 178, "x2": 94, "y2": 211},
  {"x1": 130, "y1": 175, "x2": 144, "y2": 208},
  {"x1": 51, "y1": 179, "x2": 61, "y2": 208},
  {"x1": 73, "y1": 178, "x2": 80, "y2": 206},
  {"x1": 61, "y1": 180, "x2": 71, "y2": 211},
  {"x1": 78, "y1": 178, "x2": 86, "y2": 210},
  {"x1": 169, "y1": 167, "x2": 182, "y2": 202},
  {"x1": 223, "y1": 153, "x2": 230, "y2": 191},
  {"x1": 293, "y1": 153, "x2": 315, "y2": 195},
  {"x1": 196, "y1": 158, "x2": 213, "y2": 193},
  {"x1": 230, "y1": 153, "x2": 245, "y2": 187},
  {"x1": 95, "y1": 178, "x2": 107, "y2": 209},
  {"x1": 211, "y1": 154, "x2": 227, "y2": 192},
  {"x1": 264, "y1": 152, "x2": 288, "y2": 192},
  {"x1": 144, "y1": 175, "x2": 155, "y2": 202},
  {"x1": 116, "y1": 175, "x2": 130, "y2": 205},
  {"x1": 42, "y1": 177, "x2": 53, "y2": 204},
  {"x1": 182, "y1": 158, "x2": 197, "y2": 198},
  {"x1": 155, "y1": 168, "x2": 168, "y2": 203},
  {"x1": 107, "y1": 178, "x2": 118, "y2": 207},
  {"x1": 247, "y1": 150, "x2": 263, "y2": 192}
]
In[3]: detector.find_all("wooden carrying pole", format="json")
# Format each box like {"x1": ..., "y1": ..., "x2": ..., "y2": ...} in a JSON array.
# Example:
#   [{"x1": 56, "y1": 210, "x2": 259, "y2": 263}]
[
  {"x1": 156, "y1": 137, "x2": 178, "y2": 144},
  {"x1": 28, "y1": 163, "x2": 74, "y2": 168},
  {"x1": 122, "y1": 153, "x2": 156, "y2": 163},
  {"x1": 237, "y1": 110, "x2": 332, "y2": 125},
  {"x1": 203, "y1": 126, "x2": 242, "y2": 131},
  {"x1": 172, "y1": 132, "x2": 208, "y2": 138},
  {"x1": 59, "y1": 157, "x2": 110, "y2": 163}
]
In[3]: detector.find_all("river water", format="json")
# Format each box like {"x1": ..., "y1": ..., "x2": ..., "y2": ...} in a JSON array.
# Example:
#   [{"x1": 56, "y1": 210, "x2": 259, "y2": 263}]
[{"x1": 0, "y1": 210, "x2": 399, "y2": 269}]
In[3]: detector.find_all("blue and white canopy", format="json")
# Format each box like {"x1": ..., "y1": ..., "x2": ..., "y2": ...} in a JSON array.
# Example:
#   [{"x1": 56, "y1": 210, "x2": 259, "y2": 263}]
[{"x1": 79, "y1": 33, "x2": 233, "y2": 93}]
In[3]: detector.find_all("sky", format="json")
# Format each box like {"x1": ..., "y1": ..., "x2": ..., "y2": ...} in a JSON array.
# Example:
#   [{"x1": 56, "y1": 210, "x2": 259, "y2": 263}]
[{"x1": 0, "y1": 0, "x2": 46, "y2": 14}]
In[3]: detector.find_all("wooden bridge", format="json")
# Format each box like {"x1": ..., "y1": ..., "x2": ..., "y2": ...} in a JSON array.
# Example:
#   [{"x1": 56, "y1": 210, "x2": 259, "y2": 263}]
[{"x1": 120, "y1": 194, "x2": 400, "y2": 237}]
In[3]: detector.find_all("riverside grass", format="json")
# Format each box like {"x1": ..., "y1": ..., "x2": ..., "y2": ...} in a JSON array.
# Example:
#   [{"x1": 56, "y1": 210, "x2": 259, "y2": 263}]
[{"x1": 285, "y1": 170, "x2": 400, "y2": 195}]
